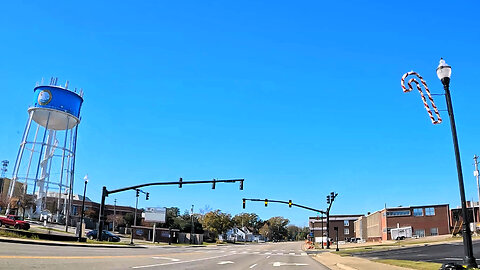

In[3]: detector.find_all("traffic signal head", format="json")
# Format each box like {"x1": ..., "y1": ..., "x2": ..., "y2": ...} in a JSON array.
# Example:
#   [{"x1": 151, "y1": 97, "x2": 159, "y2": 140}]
[
  {"x1": 242, "y1": 199, "x2": 246, "y2": 209},
  {"x1": 239, "y1": 180, "x2": 244, "y2": 190},
  {"x1": 146, "y1": 192, "x2": 149, "y2": 200},
  {"x1": 288, "y1": 200, "x2": 292, "y2": 208},
  {"x1": 179, "y1": 177, "x2": 183, "y2": 188},
  {"x1": 327, "y1": 195, "x2": 330, "y2": 204},
  {"x1": 212, "y1": 179, "x2": 216, "y2": 189},
  {"x1": 330, "y1": 191, "x2": 335, "y2": 201},
  {"x1": 136, "y1": 189, "x2": 139, "y2": 197},
  {"x1": 265, "y1": 199, "x2": 268, "y2": 207}
]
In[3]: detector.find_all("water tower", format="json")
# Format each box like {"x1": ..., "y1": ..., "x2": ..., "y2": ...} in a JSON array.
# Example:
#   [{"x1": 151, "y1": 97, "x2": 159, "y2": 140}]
[{"x1": 7, "y1": 78, "x2": 83, "y2": 221}]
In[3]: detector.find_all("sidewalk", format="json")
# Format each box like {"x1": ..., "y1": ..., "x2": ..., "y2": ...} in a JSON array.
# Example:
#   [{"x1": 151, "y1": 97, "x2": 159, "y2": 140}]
[
  {"x1": 313, "y1": 252, "x2": 410, "y2": 270},
  {"x1": 0, "y1": 236, "x2": 146, "y2": 248}
]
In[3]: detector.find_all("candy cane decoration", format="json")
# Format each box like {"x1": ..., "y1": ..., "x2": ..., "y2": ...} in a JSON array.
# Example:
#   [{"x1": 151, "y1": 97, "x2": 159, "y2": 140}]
[{"x1": 401, "y1": 71, "x2": 442, "y2": 125}]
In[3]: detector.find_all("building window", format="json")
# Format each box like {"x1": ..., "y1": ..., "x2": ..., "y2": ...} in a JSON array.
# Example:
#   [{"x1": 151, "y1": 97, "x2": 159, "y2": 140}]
[
  {"x1": 344, "y1": 220, "x2": 349, "y2": 226},
  {"x1": 344, "y1": 228, "x2": 350, "y2": 235},
  {"x1": 414, "y1": 229, "x2": 425, "y2": 237},
  {"x1": 425, "y1": 207, "x2": 435, "y2": 216},
  {"x1": 413, "y1": 208, "x2": 423, "y2": 216},
  {"x1": 430, "y1": 228, "x2": 438, "y2": 236},
  {"x1": 386, "y1": 210, "x2": 411, "y2": 217}
]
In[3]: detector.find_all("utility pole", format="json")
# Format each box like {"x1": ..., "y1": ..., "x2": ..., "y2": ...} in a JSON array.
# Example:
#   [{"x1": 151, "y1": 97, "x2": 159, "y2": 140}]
[
  {"x1": 474, "y1": 155, "x2": 480, "y2": 233},
  {"x1": 190, "y1": 204, "x2": 194, "y2": 244},
  {"x1": 1, "y1": 160, "x2": 8, "y2": 178},
  {"x1": 113, "y1": 199, "x2": 117, "y2": 232}
]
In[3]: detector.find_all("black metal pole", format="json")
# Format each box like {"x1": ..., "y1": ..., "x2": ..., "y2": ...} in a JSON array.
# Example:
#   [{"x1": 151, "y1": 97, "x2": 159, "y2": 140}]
[
  {"x1": 321, "y1": 214, "x2": 324, "y2": 249},
  {"x1": 97, "y1": 186, "x2": 107, "y2": 240},
  {"x1": 130, "y1": 190, "x2": 139, "y2": 245},
  {"x1": 326, "y1": 211, "x2": 330, "y2": 249},
  {"x1": 78, "y1": 180, "x2": 87, "y2": 241},
  {"x1": 336, "y1": 229, "x2": 339, "y2": 252},
  {"x1": 442, "y1": 77, "x2": 477, "y2": 268}
]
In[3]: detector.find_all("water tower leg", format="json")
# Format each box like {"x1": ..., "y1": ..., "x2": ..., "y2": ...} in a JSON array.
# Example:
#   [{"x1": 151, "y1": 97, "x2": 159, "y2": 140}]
[{"x1": 6, "y1": 111, "x2": 34, "y2": 215}]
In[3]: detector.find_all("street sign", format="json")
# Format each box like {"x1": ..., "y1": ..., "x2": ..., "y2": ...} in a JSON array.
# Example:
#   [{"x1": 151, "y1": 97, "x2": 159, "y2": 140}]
[{"x1": 142, "y1": 207, "x2": 166, "y2": 223}]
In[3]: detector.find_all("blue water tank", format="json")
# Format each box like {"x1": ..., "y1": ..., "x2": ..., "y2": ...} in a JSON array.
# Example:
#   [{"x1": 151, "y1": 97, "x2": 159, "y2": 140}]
[{"x1": 29, "y1": 85, "x2": 83, "y2": 130}]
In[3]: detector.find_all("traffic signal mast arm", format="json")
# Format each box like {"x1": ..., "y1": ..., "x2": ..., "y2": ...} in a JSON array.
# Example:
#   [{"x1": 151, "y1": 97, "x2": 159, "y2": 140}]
[
  {"x1": 98, "y1": 178, "x2": 244, "y2": 241},
  {"x1": 242, "y1": 198, "x2": 326, "y2": 215},
  {"x1": 107, "y1": 178, "x2": 245, "y2": 195}
]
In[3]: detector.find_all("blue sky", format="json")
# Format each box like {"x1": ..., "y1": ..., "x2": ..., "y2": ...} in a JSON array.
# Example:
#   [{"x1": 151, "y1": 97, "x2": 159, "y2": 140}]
[{"x1": 1, "y1": 1, "x2": 480, "y2": 226}]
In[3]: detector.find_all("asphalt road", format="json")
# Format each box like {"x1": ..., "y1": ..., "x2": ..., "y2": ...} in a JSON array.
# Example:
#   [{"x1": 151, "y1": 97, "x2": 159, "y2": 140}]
[
  {"x1": 356, "y1": 239, "x2": 480, "y2": 265},
  {"x1": 0, "y1": 241, "x2": 329, "y2": 270}
]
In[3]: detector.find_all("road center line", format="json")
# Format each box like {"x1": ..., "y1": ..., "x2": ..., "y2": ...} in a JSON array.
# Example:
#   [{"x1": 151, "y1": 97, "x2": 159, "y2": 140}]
[
  {"x1": 0, "y1": 252, "x2": 197, "y2": 260},
  {"x1": 249, "y1": 263, "x2": 258, "y2": 268},
  {"x1": 132, "y1": 253, "x2": 236, "y2": 269}
]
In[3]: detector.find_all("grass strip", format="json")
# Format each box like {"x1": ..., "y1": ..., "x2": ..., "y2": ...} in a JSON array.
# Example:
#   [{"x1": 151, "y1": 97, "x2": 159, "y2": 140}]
[{"x1": 374, "y1": 259, "x2": 442, "y2": 270}]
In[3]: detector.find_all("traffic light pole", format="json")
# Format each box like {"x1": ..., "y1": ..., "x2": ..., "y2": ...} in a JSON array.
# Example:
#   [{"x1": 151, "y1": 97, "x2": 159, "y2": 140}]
[
  {"x1": 97, "y1": 178, "x2": 244, "y2": 241},
  {"x1": 326, "y1": 192, "x2": 338, "y2": 249},
  {"x1": 130, "y1": 190, "x2": 139, "y2": 245}
]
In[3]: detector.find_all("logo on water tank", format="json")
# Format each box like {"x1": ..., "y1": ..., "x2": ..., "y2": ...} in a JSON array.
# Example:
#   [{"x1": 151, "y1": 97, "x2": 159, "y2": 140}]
[{"x1": 38, "y1": 90, "x2": 52, "y2": 105}]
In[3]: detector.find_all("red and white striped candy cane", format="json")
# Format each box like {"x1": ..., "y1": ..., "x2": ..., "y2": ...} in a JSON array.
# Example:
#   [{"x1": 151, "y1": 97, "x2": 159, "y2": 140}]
[{"x1": 401, "y1": 71, "x2": 442, "y2": 125}]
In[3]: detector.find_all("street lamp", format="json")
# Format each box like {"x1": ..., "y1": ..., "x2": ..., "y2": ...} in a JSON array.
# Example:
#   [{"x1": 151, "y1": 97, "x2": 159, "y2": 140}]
[
  {"x1": 78, "y1": 174, "x2": 89, "y2": 242},
  {"x1": 437, "y1": 58, "x2": 477, "y2": 268}
]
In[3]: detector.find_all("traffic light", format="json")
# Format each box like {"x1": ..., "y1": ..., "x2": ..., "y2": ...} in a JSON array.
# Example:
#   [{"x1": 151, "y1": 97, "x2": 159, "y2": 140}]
[
  {"x1": 212, "y1": 179, "x2": 216, "y2": 189},
  {"x1": 327, "y1": 195, "x2": 330, "y2": 204},
  {"x1": 179, "y1": 177, "x2": 183, "y2": 188},
  {"x1": 239, "y1": 180, "x2": 244, "y2": 190},
  {"x1": 330, "y1": 191, "x2": 335, "y2": 202},
  {"x1": 265, "y1": 199, "x2": 268, "y2": 207},
  {"x1": 146, "y1": 192, "x2": 149, "y2": 200},
  {"x1": 242, "y1": 199, "x2": 246, "y2": 209},
  {"x1": 136, "y1": 189, "x2": 139, "y2": 197},
  {"x1": 288, "y1": 200, "x2": 292, "y2": 208}
]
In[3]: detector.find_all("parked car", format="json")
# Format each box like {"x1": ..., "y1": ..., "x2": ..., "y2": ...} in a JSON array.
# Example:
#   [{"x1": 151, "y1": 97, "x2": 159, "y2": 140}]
[
  {"x1": 0, "y1": 215, "x2": 30, "y2": 230},
  {"x1": 86, "y1": 230, "x2": 121, "y2": 242}
]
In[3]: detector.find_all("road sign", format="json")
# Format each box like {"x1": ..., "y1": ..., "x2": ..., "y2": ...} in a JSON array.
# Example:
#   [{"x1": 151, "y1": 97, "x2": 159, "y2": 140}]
[{"x1": 142, "y1": 207, "x2": 166, "y2": 223}]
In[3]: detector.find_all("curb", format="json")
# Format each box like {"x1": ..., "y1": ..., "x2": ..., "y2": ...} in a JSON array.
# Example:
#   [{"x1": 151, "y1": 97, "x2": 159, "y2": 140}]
[
  {"x1": 336, "y1": 263, "x2": 358, "y2": 270},
  {"x1": 0, "y1": 237, "x2": 146, "y2": 248}
]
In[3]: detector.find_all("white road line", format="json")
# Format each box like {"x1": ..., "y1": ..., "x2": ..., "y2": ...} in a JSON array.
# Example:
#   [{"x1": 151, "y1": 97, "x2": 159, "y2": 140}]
[
  {"x1": 289, "y1": 253, "x2": 295, "y2": 255},
  {"x1": 132, "y1": 253, "x2": 235, "y2": 269},
  {"x1": 217, "y1": 261, "x2": 234, "y2": 265},
  {"x1": 301, "y1": 252, "x2": 307, "y2": 256},
  {"x1": 151, "y1": 257, "x2": 180, "y2": 262},
  {"x1": 266, "y1": 256, "x2": 271, "y2": 259},
  {"x1": 265, "y1": 252, "x2": 272, "y2": 255},
  {"x1": 249, "y1": 263, "x2": 258, "y2": 269},
  {"x1": 273, "y1": 262, "x2": 309, "y2": 267},
  {"x1": 276, "y1": 252, "x2": 283, "y2": 255}
]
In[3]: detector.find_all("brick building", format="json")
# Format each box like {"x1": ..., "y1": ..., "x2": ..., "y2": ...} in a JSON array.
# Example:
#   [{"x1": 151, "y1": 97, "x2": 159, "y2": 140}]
[
  {"x1": 355, "y1": 204, "x2": 450, "y2": 241},
  {"x1": 309, "y1": 214, "x2": 363, "y2": 243}
]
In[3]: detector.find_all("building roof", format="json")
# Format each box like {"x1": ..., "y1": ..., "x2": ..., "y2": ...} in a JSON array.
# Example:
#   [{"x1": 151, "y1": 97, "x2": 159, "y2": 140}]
[{"x1": 385, "y1": 203, "x2": 449, "y2": 210}]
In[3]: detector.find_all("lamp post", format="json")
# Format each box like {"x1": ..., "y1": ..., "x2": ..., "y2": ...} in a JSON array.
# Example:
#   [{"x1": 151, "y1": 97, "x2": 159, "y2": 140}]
[
  {"x1": 78, "y1": 174, "x2": 88, "y2": 241},
  {"x1": 437, "y1": 58, "x2": 477, "y2": 268}
]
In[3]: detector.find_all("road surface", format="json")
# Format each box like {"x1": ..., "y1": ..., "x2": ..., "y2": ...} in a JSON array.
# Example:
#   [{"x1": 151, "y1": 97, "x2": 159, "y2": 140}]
[{"x1": 0, "y1": 241, "x2": 329, "y2": 269}]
